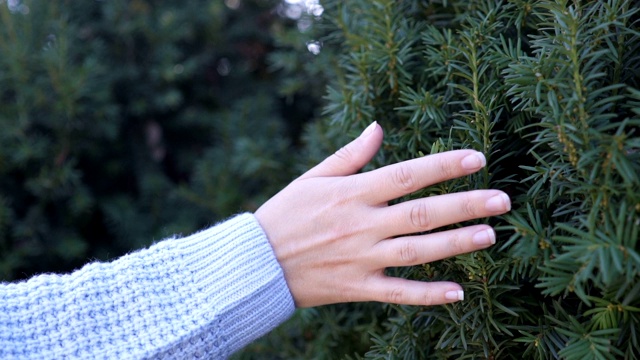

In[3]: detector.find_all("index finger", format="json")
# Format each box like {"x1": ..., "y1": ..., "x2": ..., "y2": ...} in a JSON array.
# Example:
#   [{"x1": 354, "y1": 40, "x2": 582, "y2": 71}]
[{"x1": 355, "y1": 150, "x2": 487, "y2": 204}]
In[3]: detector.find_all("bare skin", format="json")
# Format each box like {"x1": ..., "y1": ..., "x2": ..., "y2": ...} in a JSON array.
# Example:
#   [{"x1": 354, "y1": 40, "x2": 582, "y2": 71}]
[{"x1": 255, "y1": 122, "x2": 511, "y2": 308}]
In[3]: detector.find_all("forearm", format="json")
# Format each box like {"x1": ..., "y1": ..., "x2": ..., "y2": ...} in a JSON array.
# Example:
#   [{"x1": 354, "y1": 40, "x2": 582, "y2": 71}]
[{"x1": 0, "y1": 213, "x2": 295, "y2": 359}]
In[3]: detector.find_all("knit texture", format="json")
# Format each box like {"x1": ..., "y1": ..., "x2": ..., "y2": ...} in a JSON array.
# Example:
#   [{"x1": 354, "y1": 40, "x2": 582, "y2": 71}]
[{"x1": 0, "y1": 213, "x2": 295, "y2": 359}]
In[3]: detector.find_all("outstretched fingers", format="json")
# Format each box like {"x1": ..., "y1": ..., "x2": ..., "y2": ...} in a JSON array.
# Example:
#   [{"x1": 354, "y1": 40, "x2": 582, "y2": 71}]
[{"x1": 356, "y1": 150, "x2": 487, "y2": 204}]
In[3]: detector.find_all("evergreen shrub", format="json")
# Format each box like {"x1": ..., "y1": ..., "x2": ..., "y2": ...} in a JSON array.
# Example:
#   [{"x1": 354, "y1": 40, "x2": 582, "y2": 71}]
[
  {"x1": 239, "y1": 1, "x2": 640, "y2": 359},
  {"x1": 0, "y1": 0, "x2": 305, "y2": 279}
]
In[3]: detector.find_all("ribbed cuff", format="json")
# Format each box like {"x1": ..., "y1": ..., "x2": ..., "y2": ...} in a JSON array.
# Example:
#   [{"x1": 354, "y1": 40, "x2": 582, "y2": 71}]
[{"x1": 177, "y1": 213, "x2": 295, "y2": 355}]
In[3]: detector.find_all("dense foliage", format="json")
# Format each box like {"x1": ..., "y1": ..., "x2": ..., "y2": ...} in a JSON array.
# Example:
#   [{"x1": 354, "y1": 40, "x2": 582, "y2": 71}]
[
  {"x1": 240, "y1": 0, "x2": 640, "y2": 359},
  {"x1": 0, "y1": 0, "x2": 313, "y2": 279}
]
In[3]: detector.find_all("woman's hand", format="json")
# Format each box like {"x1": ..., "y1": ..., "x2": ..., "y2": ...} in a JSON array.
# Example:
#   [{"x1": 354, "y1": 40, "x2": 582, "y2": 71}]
[{"x1": 255, "y1": 122, "x2": 511, "y2": 308}]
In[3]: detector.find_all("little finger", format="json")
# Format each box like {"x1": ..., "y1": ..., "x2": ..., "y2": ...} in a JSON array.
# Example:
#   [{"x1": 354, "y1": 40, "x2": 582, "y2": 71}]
[{"x1": 364, "y1": 276, "x2": 464, "y2": 305}]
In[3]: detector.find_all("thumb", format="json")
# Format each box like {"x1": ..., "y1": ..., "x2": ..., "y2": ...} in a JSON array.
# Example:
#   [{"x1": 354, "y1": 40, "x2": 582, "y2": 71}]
[{"x1": 298, "y1": 121, "x2": 383, "y2": 180}]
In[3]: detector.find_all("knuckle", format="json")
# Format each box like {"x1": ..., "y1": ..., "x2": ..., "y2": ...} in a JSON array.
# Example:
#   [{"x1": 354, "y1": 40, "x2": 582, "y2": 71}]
[
  {"x1": 392, "y1": 164, "x2": 416, "y2": 192},
  {"x1": 410, "y1": 202, "x2": 433, "y2": 230},
  {"x1": 436, "y1": 156, "x2": 455, "y2": 179},
  {"x1": 461, "y1": 194, "x2": 478, "y2": 218},
  {"x1": 334, "y1": 145, "x2": 354, "y2": 162},
  {"x1": 398, "y1": 240, "x2": 419, "y2": 264},
  {"x1": 449, "y1": 232, "x2": 465, "y2": 253},
  {"x1": 422, "y1": 289, "x2": 435, "y2": 306},
  {"x1": 386, "y1": 287, "x2": 405, "y2": 304}
]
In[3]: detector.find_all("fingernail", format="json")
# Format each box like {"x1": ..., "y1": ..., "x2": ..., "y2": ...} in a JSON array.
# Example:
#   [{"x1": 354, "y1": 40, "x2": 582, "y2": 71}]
[
  {"x1": 461, "y1": 152, "x2": 486, "y2": 170},
  {"x1": 472, "y1": 229, "x2": 496, "y2": 246},
  {"x1": 360, "y1": 121, "x2": 377, "y2": 138},
  {"x1": 445, "y1": 290, "x2": 464, "y2": 301},
  {"x1": 485, "y1": 193, "x2": 511, "y2": 212}
]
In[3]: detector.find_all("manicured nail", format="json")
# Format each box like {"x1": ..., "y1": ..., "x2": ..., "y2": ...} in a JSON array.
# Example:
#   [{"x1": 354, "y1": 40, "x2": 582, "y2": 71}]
[
  {"x1": 472, "y1": 229, "x2": 496, "y2": 246},
  {"x1": 445, "y1": 290, "x2": 464, "y2": 301},
  {"x1": 360, "y1": 121, "x2": 377, "y2": 138},
  {"x1": 461, "y1": 152, "x2": 486, "y2": 170},
  {"x1": 485, "y1": 193, "x2": 511, "y2": 212}
]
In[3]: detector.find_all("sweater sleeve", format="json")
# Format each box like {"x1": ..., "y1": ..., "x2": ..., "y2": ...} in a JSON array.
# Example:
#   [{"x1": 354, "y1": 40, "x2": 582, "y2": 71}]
[{"x1": 0, "y1": 213, "x2": 296, "y2": 359}]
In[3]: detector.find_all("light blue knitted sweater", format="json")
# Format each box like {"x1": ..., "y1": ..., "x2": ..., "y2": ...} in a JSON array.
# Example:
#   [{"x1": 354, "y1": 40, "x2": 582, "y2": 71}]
[{"x1": 0, "y1": 213, "x2": 296, "y2": 359}]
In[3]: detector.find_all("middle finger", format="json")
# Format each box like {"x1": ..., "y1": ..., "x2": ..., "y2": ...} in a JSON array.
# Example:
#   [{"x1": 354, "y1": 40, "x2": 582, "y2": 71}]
[{"x1": 371, "y1": 225, "x2": 497, "y2": 268}]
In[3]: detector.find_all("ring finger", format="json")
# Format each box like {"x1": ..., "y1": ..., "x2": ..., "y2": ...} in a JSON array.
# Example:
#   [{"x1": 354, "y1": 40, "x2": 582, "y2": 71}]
[
  {"x1": 375, "y1": 189, "x2": 510, "y2": 239},
  {"x1": 372, "y1": 225, "x2": 496, "y2": 268}
]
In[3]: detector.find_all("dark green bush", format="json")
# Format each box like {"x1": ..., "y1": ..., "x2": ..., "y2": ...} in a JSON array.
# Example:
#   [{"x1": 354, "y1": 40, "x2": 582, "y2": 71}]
[
  {"x1": 0, "y1": 0, "x2": 309, "y2": 279},
  {"x1": 240, "y1": 0, "x2": 640, "y2": 359}
]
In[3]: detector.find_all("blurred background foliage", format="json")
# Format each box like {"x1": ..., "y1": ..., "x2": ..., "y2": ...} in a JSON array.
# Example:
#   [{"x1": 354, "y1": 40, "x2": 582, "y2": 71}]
[{"x1": 0, "y1": 0, "x2": 325, "y2": 279}]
